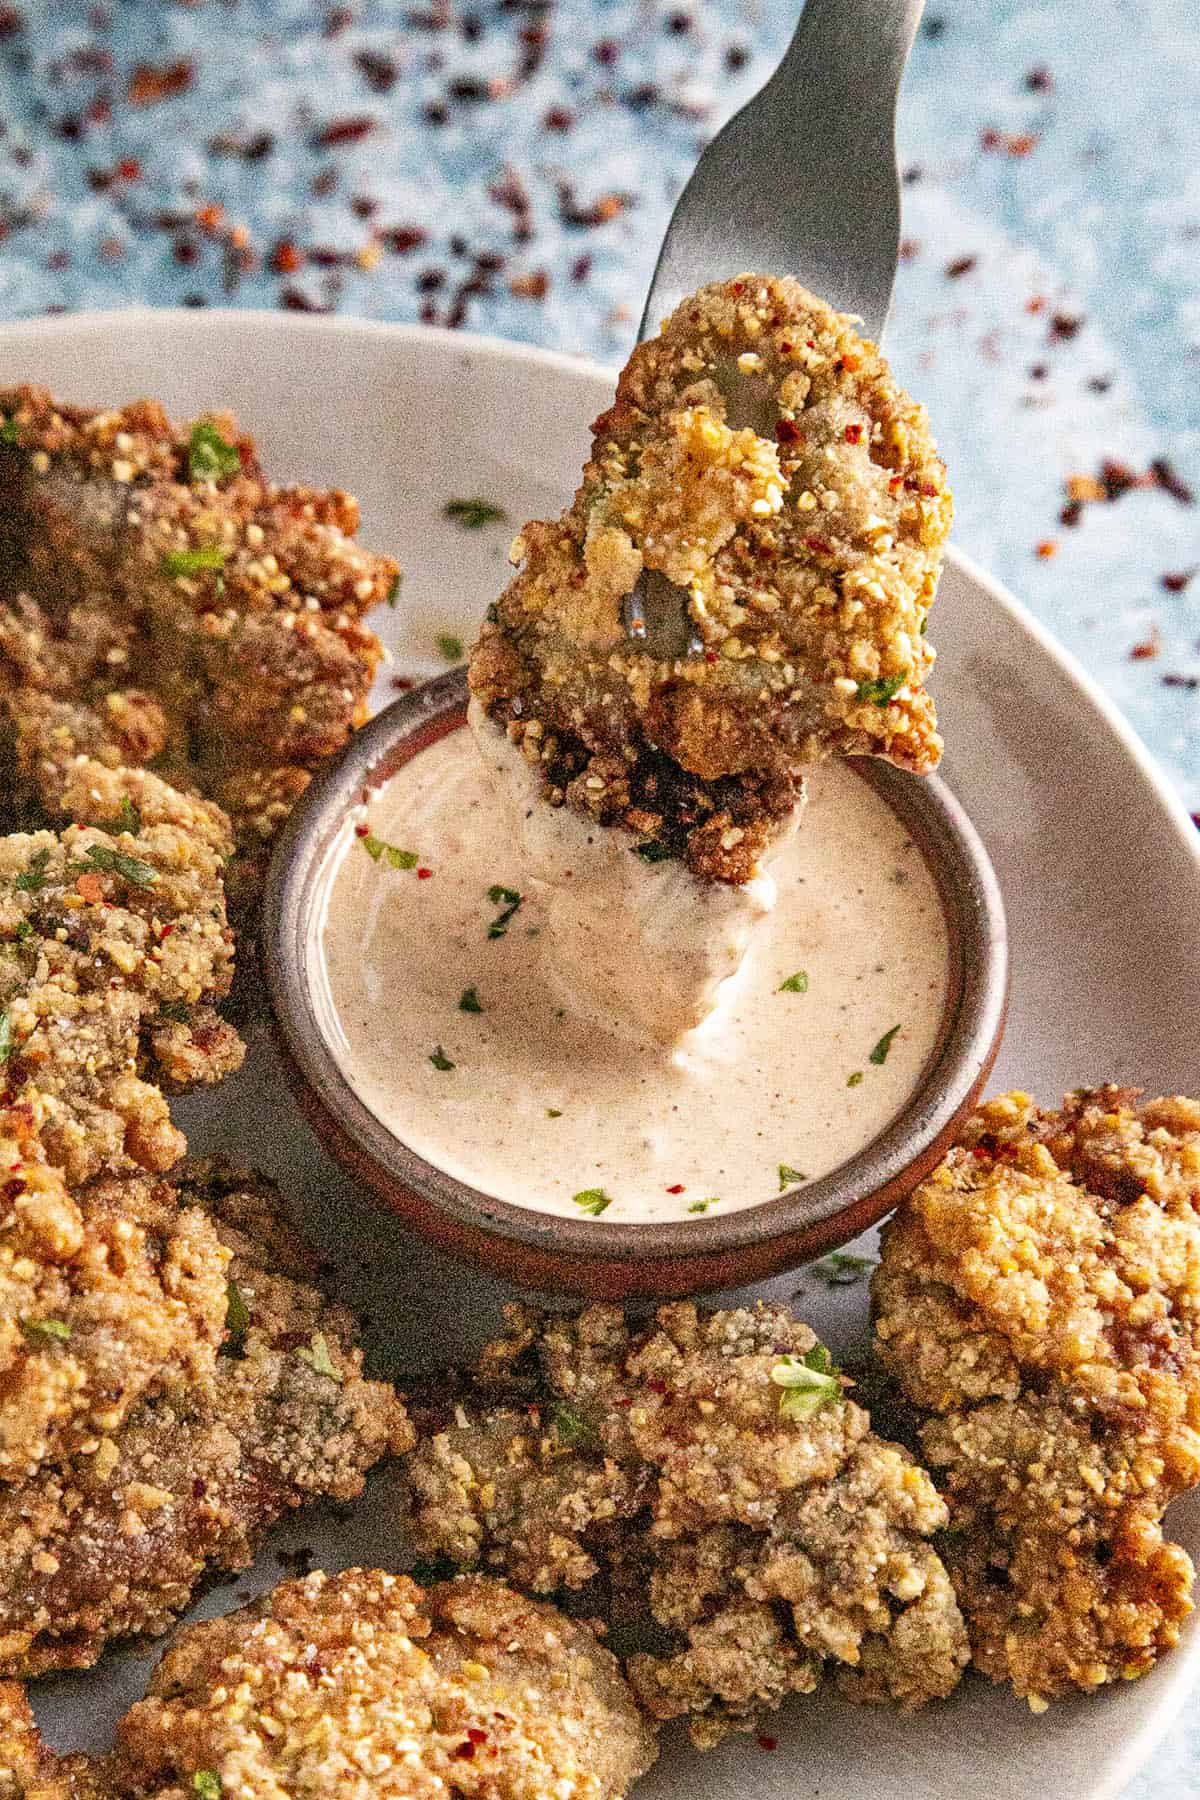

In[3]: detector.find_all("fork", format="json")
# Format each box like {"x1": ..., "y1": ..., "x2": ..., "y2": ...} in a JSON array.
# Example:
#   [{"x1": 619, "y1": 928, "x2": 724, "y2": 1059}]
[{"x1": 624, "y1": 0, "x2": 926, "y2": 650}]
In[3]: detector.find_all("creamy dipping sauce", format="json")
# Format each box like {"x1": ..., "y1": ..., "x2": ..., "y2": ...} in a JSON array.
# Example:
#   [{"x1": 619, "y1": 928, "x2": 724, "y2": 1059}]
[{"x1": 312, "y1": 721, "x2": 949, "y2": 1223}]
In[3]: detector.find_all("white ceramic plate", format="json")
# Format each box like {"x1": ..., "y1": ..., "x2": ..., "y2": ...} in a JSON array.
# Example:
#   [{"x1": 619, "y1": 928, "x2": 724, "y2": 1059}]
[{"x1": 5, "y1": 309, "x2": 1200, "y2": 1799}]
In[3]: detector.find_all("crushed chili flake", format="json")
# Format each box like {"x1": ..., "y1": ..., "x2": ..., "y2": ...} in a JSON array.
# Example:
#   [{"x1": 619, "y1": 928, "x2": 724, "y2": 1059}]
[
  {"x1": 1151, "y1": 458, "x2": 1195, "y2": 506},
  {"x1": 269, "y1": 239, "x2": 303, "y2": 275},
  {"x1": 556, "y1": 181, "x2": 632, "y2": 227},
  {"x1": 127, "y1": 59, "x2": 194, "y2": 106},
  {"x1": 757, "y1": 1735, "x2": 779, "y2": 1752},
  {"x1": 311, "y1": 115, "x2": 376, "y2": 149},
  {"x1": 844, "y1": 423, "x2": 863, "y2": 444},
  {"x1": 1049, "y1": 311, "x2": 1083, "y2": 342},
  {"x1": 1035, "y1": 539, "x2": 1057, "y2": 559},
  {"x1": 665, "y1": 1183, "x2": 685, "y2": 1194},
  {"x1": 981, "y1": 126, "x2": 1040, "y2": 156},
  {"x1": 1025, "y1": 64, "x2": 1055, "y2": 91},
  {"x1": 355, "y1": 49, "x2": 400, "y2": 91},
  {"x1": 1162, "y1": 569, "x2": 1196, "y2": 593},
  {"x1": 417, "y1": 866, "x2": 433, "y2": 879},
  {"x1": 945, "y1": 254, "x2": 977, "y2": 279},
  {"x1": 1129, "y1": 632, "x2": 1161, "y2": 660}
]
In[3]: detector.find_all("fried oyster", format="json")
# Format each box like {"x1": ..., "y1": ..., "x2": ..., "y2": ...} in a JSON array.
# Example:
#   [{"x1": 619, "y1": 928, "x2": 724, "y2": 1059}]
[
  {"x1": 407, "y1": 1301, "x2": 968, "y2": 1748},
  {"x1": 0, "y1": 764, "x2": 243, "y2": 1187},
  {"x1": 0, "y1": 386, "x2": 397, "y2": 904},
  {"x1": 0, "y1": 1159, "x2": 411, "y2": 1678},
  {"x1": 470, "y1": 274, "x2": 951, "y2": 883},
  {"x1": 872, "y1": 1086, "x2": 1200, "y2": 1709}
]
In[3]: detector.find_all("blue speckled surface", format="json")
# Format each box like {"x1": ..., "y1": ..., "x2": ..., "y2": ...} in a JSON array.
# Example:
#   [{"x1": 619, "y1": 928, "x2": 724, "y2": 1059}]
[{"x1": 1, "y1": 1, "x2": 1198, "y2": 1789}]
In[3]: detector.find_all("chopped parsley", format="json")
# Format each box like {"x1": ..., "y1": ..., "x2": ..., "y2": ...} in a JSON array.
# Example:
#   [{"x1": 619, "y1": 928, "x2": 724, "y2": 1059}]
[
  {"x1": 687, "y1": 1198, "x2": 717, "y2": 1214},
  {"x1": 546, "y1": 1107, "x2": 563, "y2": 1118},
  {"x1": 429, "y1": 1045, "x2": 455, "y2": 1071},
  {"x1": 14, "y1": 847, "x2": 51, "y2": 893},
  {"x1": 444, "y1": 497, "x2": 507, "y2": 529},
  {"x1": 224, "y1": 1279, "x2": 250, "y2": 1353},
  {"x1": 847, "y1": 1070, "x2": 864, "y2": 1087},
  {"x1": 486, "y1": 884, "x2": 523, "y2": 938},
  {"x1": 573, "y1": 1188, "x2": 612, "y2": 1216},
  {"x1": 458, "y1": 986, "x2": 484, "y2": 1014},
  {"x1": 158, "y1": 1000, "x2": 192, "y2": 1023},
  {"x1": 869, "y1": 1025, "x2": 902, "y2": 1065},
  {"x1": 21, "y1": 1317, "x2": 72, "y2": 1343},
  {"x1": 777, "y1": 970, "x2": 809, "y2": 994},
  {"x1": 632, "y1": 840, "x2": 674, "y2": 863},
  {"x1": 770, "y1": 1344, "x2": 842, "y2": 1421},
  {"x1": 385, "y1": 571, "x2": 401, "y2": 608},
  {"x1": 361, "y1": 833, "x2": 419, "y2": 870},
  {"x1": 192, "y1": 1773, "x2": 222, "y2": 1799},
  {"x1": 187, "y1": 421, "x2": 241, "y2": 483},
  {"x1": 72, "y1": 842, "x2": 158, "y2": 887},
  {"x1": 436, "y1": 633, "x2": 464, "y2": 662},
  {"x1": 809, "y1": 1251, "x2": 874, "y2": 1287},
  {"x1": 549, "y1": 1401, "x2": 595, "y2": 1448},
  {"x1": 919, "y1": 616, "x2": 929, "y2": 635},
  {"x1": 161, "y1": 545, "x2": 228, "y2": 578},
  {"x1": 409, "y1": 1552, "x2": 460, "y2": 1583},
  {"x1": 297, "y1": 1331, "x2": 341, "y2": 1381},
  {"x1": 856, "y1": 671, "x2": 908, "y2": 705},
  {"x1": 0, "y1": 415, "x2": 18, "y2": 445},
  {"x1": 108, "y1": 795, "x2": 142, "y2": 837},
  {"x1": 777, "y1": 1163, "x2": 805, "y2": 1191},
  {"x1": 0, "y1": 1011, "x2": 12, "y2": 1064},
  {"x1": 13, "y1": 920, "x2": 33, "y2": 942}
]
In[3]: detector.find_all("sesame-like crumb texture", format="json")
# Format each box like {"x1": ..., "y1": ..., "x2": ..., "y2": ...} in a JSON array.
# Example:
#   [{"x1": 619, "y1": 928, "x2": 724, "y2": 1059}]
[
  {"x1": 872, "y1": 1085, "x2": 1200, "y2": 1708},
  {"x1": 70, "y1": 1569, "x2": 655, "y2": 1799},
  {"x1": 0, "y1": 386, "x2": 397, "y2": 906},
  {"x1": 0, "y1": 1158, "x2": 411, "y2": 1679},
  {"x1": 470, "y1": 274, "x2": 951, "y2": 883},
  {"x1": 408, "y1": 1301, "x2": 968, "y2": 1748},
  {"x1": 0, "y1": 766, "x2": 243, "y2": 1187}
]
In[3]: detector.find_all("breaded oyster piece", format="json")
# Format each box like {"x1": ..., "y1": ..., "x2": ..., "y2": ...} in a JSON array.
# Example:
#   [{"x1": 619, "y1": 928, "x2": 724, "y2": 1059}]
[
  {"x1": 872, "y1": 1086, "x2": 1200, "y2": 1708},
  {"x1": 471, "y1": 274, "x2": 951, "y2": 882},
  {"x1": 0, "y1": 1159, "x2": 411, "y2": 1678},
  {"x1": 408, "y1": 1301, "x2": 967, "y2": 1747},
  {"x1": 92, "y1": 1569, "x2": 655, "y2": 1800},
  {"x1": 0, "y1": 386, "x2": 396, "y2": 902},
  {"x1": 0, "y1": 767, "x2": 242, "y2": 1186},
  {"x1": 0, "y1": 1105, "x2": 228, "y2": 1485}
]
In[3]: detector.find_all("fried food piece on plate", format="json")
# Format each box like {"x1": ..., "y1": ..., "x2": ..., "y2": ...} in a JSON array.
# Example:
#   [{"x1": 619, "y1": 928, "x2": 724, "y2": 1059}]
[
  {"x1": 0, "y1": 1159, "x2": 411, "y2": 1679},
  {"x1": 83, "y1": 1568, "x2": 653, "y2": 1800},
  {"x1": 0, "y1": 386, "x2": 397, "y2": 902},
  {"x1": 872, "y1": 1086, "x2": 1200, "y2": 1708},
  {"x1": 470, "y1": 273, "x2": 951, "y2": 883},
  {"x1": 408, "y1": 1300, "x2": 968, "y2": 1748},
  {"x1": 0, "y1": 767, "x2": 242, "y2": 1186},
  {"x1": 0, "y1": 1106, "x2": 228, "y2": 1485}
]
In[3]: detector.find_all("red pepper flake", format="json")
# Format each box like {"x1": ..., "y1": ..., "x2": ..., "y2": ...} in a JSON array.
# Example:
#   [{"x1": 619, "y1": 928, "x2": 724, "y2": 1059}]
[
  {"x1": 665, "y1": 1183, "x2": 685, "y2": 1194},
  {"x1": 354, "y1": 822, "x2": 371, "y2": 838},
  {"x1": 757, "y1": 1735, "x2": 778, "y2": 1752},
  {"x1": 899, "y1": 237, "x2": 920, "y2": 261},
  {"x1": 417, "y1": 867, "x2": 434, "y2": 880},
  {"x1": 804, "y1": 533, "x2": 833, "y2": 555},
  {"x1": 311, "y1": 115, "x2": 376, "y2": 149},
  {"x1": 117, "y1": 156, "x2": 141, "y2": 181},
  {"x1": 127, "y1": 59, "x2": 194, "y2": 106},
  {"x1": 543, "y1": 105, "x2": 574, "y2": 131},
  {"x1": 466, "y1": 1728, "x2": 488, "y2": 1745},
  {"x1": 980, "y1": 127, "x2": 1039, "y2": 156},
  {"x1": 195, "y1": 202, "x2": 224, "y2": 235},
  {"x1": 844, "y1": 423, "x2": 863, "y2": 444},
  {"x1": 1025, "y1": 64, "x2": 1054, "y2": 92},
  {"x1": 380, "y1": 225, "x2": 427, "y2": 254},
  {"x1": 355, "y1": 49, "x2": 399, "y2": 92},
  {"x1": 391, "y1": 675, "x2": 416, "y2": 690},
  {"x1": 280, "y1": 287, "x2": 332, "y2": 314},
  {"x1": 1035, "y1": 539, "x2": 1057, "y2": 559},
  {"x1": 775, "y1": 418, "x2": 803, "y2": 445},
  {"x1": 270, "y1": 239, "x2": 303, "y2": 275},
  {"x1": 1026, "y1": 294, "x2": 1046, "y2": 314},
  {"x1": 1050, "y1": 311, "x2": 1083, "y2": 342},
  {"x1": 510, "y1": 270, "x2": 549, "y2": 300},
  {"x1": 1162, "y1": 569, "x2": 1196, "y2": 593},
  {"x1": 556, "y1": 182, "x2": 632, "y2": 228},
  {"x1": 647, "y1": 1378, "x2": 667, "y2": 1394},
  {"x1": 592, "y1": 37, "x2": 620, "y2": 65},
  {"x1": 1129, "y1": 632, "x2": 1160, "y2": 661},
  {"x1": 1151, "y1": 458, "x2": 1195, "y2": 506},
  {"x1": 839, "y1": 353, "x2": 861, "y2": 372},
  {"x1": 945, "y1": 254, "x2": 977, "y2": 279},
  {"x1": 159, "y1": 923, "x2": 176, "y2": 940}
]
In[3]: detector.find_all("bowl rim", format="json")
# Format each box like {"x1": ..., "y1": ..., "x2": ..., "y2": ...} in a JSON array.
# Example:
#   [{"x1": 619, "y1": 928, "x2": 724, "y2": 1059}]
[{"x1": 263, "y1": 667, "x2": 1009, "y2": 1272}]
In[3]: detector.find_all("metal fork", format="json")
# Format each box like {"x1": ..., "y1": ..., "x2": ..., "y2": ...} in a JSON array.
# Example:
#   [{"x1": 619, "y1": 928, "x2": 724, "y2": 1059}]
[{"x1": 624, "y1": 0, "x2": 925, "y2": 651}]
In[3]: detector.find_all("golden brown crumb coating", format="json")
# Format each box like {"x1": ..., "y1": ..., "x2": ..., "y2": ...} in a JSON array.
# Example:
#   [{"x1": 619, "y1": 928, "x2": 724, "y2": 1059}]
[
  {"x1": 408, "y1": 1301, "x2": 967, "y2": 1748},
  {"x1": 87, "y1": 1569, "x2": 655, "y2": 1799},
  {"x1": 0, "y1": 768, "x2": 242, "y2": 1186},
  {"x1": 0, "y1": 1159, "x2": 411, "y2": 1679},
  {"x1": 0, "y1": 386, "x2": 396, "y2": 905},
  {"x1": 872, "y1": 1086, "x2": 1200, "y2": 1708},
  {"x1": 470, "y1": 275, "x2": 951, "y2": 882}
]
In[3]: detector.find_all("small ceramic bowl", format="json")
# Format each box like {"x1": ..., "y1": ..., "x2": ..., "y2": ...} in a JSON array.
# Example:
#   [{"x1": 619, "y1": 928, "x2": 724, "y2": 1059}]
[{"x1": 263, "y1": 668, "x2": 1007, "y2": 1298}]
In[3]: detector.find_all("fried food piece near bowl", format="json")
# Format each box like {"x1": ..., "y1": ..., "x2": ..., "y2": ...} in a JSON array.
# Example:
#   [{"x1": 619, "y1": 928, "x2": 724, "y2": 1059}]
[
  {"x1": 471, "y1": 273, "x2": 951, "y2": 885},
  {"x1": 407, "y1": 1300, "x2": 968, "y2": 1747},
  {"x1": 0, "y1": 1159, "x2": 411, "y2": 1679},
  {"x1": 0, "y1": 386, "x2": 397, "y2": 907},
  {"x1": 872, "y1": 1086, "x2": 1200, "y2": 1708}
]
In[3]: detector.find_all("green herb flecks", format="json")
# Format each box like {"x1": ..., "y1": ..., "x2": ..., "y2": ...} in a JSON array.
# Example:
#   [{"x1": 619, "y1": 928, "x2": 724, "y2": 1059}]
[
  {"x1": 847, "y1": 1070, "x2": 864, "y2": 1087},
  {"x1": 573, "y1": 1188, "x2": 612, "y2": 1217},
  {"x1": 188, "y1": 421, "x2": 241, "y2": 483},
  {"x1": 386, "y1": 571, "x2": 401, "y2": 608},
  {"x1": 687, "y1": 1198, "x2": 717, "y2": 1214},
  {"x1": 297, "y1": 1331, "x2": 341, "y2": 1381},
  {"x1": 856, "y1": 671, "x2": 908, "y2": 706},
  {"x1": 14, "y1": 847, "x2": 51, "y2": 894},
  {"x1": 21, "y1": 1317, "x2": 72, "y2": 1343},
  {"x1": 549, "y1": 1401, "x2": 595, "y2": 1448},
  {"x1": 107, "y1": 795, "x2": 142, "y2": 837},
  {"x1": 192, "y1": 1773, "x2": 222, "y2": 1799},
  {"x1": 444, "y1": 497, "x2": 507, "y2": 529},
  {"x1": 869, "y1": 1025, "x2": 902, "y2": 1065},
  {"x1": 458, "y1": 986, "x2": 484, "y2": 1014},
  {"x1": 12, "y1": 920, "x2": 33, "y2": 943},
  {"x1": 771, "y1": 1344, "x2": 842, "y2": 1421},
  {"x1": 0, "y1": 415, "x2": 18, "y2": 445},
  {"x1": 408, "y1": 1553, "x2": 460, "y2": 1584},
  {"x1": 436, "y1": 633, "x2": 464, "y2": 662},
  {"x1": 73, "y1": 842, "x2": 158, "y2": 888},
  {"x1": 777, "y1": 1163, "x2": 805, "y2": 1191},
  {"x1": 809, "y1": 1251, "x2": 874, "y2": 1287},
  {"x1": 161, "y1": 545, "x2": 229, "y2": 579},
  {"x1": 224, "y1": 1279, "x2": 250, "y2": 1353},
  {"x1": 546, "y1": 1108, "x2": 563, "y2": 1118},
  {"x1": 632, "y1": 840, "x2": 674, "y2": 864},
  {"x1": 361, "y1": 833, "x2": 419, "y2": 871},
  {"x1": 778, "y1": 970, "x2": 809, "y2": 994},
  {"x1": 486, "y1": 884, "x2": 523, "y2": 938},
  {"x1": 429, "y1": 1045, "x2": 455, "y2": 1071},
  {"x1": 158, "y1": 1000, "x2": 192, "y2": 1024},
  {"x1": 0, "y1": 1011, "x2": 13, "y2": 1064}
]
